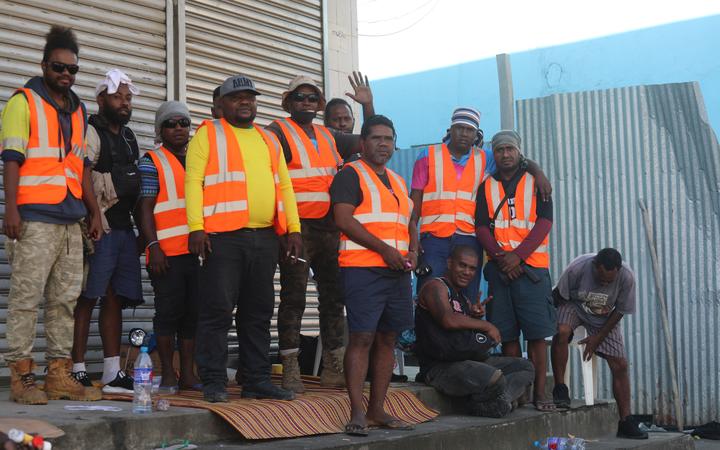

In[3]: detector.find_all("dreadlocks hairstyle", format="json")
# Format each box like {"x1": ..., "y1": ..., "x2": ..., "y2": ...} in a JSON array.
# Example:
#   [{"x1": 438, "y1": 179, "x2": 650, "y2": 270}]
[{"x1": 42, "y1": 25, "x2": 79, "y2": 62}]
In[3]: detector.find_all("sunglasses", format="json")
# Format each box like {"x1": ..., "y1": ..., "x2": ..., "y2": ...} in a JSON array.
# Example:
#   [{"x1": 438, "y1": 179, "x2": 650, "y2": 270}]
[
  {"x1": 48, "y1": 61, "x2": 79, "y2": 75},
  {"x1": 290, "y1": 92, "x2": 320, "y2": 103},
  {"x1": 162, "y1": 118, "x2": 191, "y2": 129}
]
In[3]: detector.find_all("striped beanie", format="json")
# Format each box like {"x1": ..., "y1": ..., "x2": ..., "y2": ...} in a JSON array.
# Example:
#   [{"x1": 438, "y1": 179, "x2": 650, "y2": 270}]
[{"x1": 450, "y1": 107, "x2": 481, "y2": 130}]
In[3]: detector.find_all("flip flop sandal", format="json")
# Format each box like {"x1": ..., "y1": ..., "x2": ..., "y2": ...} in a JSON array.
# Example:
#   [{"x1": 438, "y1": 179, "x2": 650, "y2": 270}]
[
  {"x1": 369, "y1": 419, "x2": 415, "y2": 430},
  {"x1": 344, "y1": 423, "x2": 369, "y2": 436},
  {"x1": 534, "y1": 400, "x2": 557, "y2": 412},
  {"x1": 552, "y1": 384, "x2": 572, "y2": 409}
]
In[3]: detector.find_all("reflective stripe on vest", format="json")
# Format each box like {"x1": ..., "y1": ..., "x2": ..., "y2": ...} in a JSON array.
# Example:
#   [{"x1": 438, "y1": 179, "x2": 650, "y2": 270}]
[
  {"x1": 148, "y1": 147, "x2": 190, "y2": 258},
  {"x1": 484, "y1": 172, "x2": 549, "y2": 268},
  {"x1": 338, "y1": 160, "x2": 412, "y2": 268},
  {"x1": 201, "y1": 119, "x2": 287, "y2": 234},
  {"x1": 16, "y1": 88, "x2": 85, "y2": 205},
  {"x1": 419, "y1": 144, "x2": 486, "y2": 237},
  {"x1": 275, "y1": 118, "x2": 341, "y2": 219}
]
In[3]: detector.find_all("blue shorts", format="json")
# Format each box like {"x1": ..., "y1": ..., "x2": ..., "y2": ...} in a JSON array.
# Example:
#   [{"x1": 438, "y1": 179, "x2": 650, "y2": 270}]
[
  {"x1": 82, "y1": 229, "x2": 143, "y2": 308},
  {"x1": 484, "y1": 261, "x2": 556, "y2": 342},
  {"x1": 342, "y1": 267, "x2": 413, "y2": 333}
]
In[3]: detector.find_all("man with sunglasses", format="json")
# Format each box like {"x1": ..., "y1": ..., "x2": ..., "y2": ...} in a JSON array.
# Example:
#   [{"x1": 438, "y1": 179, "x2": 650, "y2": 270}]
[
  {"x1": 138, "y1": 101, "x2": 202, "y2": 392},
  {"x1": 264, "y1": 73, "x2": 370, "y2": 393},
  {"x1": 186, "y1": 74, "x2": 301, "y2": 403},
  {"x1": 1, "y1": 25, "x2": 102, "y2": 404},
  {"x1": 70, "y1": 68, "x2": 144, "y2": 395}
]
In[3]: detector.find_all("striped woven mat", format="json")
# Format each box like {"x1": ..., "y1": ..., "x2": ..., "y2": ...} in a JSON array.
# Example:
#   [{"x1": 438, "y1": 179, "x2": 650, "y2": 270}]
[{"x1": 104, "y1": 376, "x2": 437, "y2": 439}]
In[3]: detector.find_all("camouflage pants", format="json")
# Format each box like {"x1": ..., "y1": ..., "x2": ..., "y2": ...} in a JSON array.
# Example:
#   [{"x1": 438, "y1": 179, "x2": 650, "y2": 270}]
[
  {"x1": 278, "y1": 220, "x2": 345, "y2": 351},
  {"x1": 4, "y1": 221, "x2": 83, "y2": 362}
]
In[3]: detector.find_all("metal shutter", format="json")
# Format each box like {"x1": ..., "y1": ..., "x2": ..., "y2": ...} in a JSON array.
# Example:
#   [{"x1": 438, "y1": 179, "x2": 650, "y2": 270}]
[
  {"x1": 182, "y1": 0, "x2": 325, "y2": 125},
  {"x1": 183, "y1": 0, "x2": 325, "y2": 355},
  {"x1": 0, "y1": 0, "x2": 168, "y2": 377}
]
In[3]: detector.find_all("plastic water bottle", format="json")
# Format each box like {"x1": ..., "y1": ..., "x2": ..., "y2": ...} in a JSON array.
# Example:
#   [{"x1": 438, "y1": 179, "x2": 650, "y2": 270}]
[
  {"x1": 132, "y1": 346, "x2": 153, "y2": 414},
  {"x1": 533, "y1": 437, "x2": 585, "y2": 450}
]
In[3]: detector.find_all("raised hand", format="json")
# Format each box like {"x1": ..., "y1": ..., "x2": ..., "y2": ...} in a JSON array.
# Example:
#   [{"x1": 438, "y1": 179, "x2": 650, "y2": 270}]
[{"x1": 346, "y1": 71, "x2": 373, "y2": 106}]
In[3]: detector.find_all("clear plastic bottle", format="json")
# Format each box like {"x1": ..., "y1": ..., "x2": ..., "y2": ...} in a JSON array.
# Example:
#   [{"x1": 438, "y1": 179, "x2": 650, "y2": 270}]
[
  {"x1": 132, "y1": 346, "x2": 153, "y2": 414},
  {"x1": 533, "y1": 437, "x2": 585, "y2": 450}
]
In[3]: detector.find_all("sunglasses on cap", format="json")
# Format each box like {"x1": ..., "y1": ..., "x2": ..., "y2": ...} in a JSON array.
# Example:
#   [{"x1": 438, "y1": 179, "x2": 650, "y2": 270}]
[
  {"x1": 48, "y1": 61, "x2": 79, "y2": 75},
  {"x1": 162, "y1": 118, "x2": 191, "y2": 129},
  {"x1": 290, "y1": 92, "x2": 320, "y2": 103}
]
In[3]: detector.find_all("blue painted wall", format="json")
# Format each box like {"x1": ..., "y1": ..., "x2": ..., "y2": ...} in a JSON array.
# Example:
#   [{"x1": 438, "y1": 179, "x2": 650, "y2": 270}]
[{"x1": 374, "y1": 15, "x2": 720, "y2": 154}]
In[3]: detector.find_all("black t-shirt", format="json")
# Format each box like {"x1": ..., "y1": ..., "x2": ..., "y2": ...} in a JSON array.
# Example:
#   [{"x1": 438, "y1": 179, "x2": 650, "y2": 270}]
[
  {"x1": 329, "y1": 165, "x2": 393, "y2": 207},
  {"x1": 475, "y1": 169, "x2": 553, "y2": 227}
]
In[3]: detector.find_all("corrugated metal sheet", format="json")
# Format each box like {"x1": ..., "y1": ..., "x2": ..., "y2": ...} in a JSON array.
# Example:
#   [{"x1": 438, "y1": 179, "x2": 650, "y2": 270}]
[
  {"x1": 183, "y1": 0, "x2": 324, "y2": 125},
  {"x1": 0, "y1": 0, "x2": 168, "y2": 378},
  {"x1": 516, "y1": 82, "x2": 720, "y2": 426}
]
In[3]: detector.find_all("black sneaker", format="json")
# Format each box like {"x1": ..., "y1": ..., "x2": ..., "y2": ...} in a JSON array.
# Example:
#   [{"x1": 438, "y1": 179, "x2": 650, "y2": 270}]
[
  {"x1": 552, "y1": 383, "x2": 572, "y2": 409},
  {"x1": 242, "y1": 381, "x2": 295, "y2": 400},
  {"x1": 72, "y1": 371, "x2": 93, "y2": 388},
  {"x1": 204, "y1": 390, "x2": 229, "y2": 403},
  {"x1": 617, "y1": 417, "x2": 649, "y2": 439},
  {"x1": 102, "y1": 370, "x2": 135, "y2": 394}
]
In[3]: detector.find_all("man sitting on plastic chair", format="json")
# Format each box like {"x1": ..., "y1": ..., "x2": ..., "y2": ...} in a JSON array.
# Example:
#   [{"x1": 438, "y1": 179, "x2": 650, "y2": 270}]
[{"x1": 550, "y1": 248, "x2": 648, "y2": 440}]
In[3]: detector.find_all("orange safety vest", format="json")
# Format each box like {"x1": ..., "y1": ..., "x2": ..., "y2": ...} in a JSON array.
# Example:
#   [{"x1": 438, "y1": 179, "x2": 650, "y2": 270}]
[
  {"x1": 201, "y1": 119, "x2": 287, "y2": 235},
  {"x1": 273, "y1": 118, "x2": 342, "y2": 219},
  {"x1": 338, "y1": 160, "x2": 412, "y2": 268},
  {"x1": 484, "y1": 172, "x2": 549, "y2": 268},
  {"x1": 419, "y1": 144, "x2": 487, "y2": 237},
  {"x1": 15, "y1": 88, "x2": 85, "y2": 205},
  {"x1": 146, "y1": 147, "x2": 189, "y2": 258}
]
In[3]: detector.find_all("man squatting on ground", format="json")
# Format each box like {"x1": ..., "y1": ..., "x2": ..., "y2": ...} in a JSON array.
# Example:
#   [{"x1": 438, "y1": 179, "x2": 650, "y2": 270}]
[
  {"x1": 1, "y1": 25, "x2": 103, "y2": 404},
  {"x1": 71, "y1": 69, "x2": 144, "y2": 394},
  {"x1": 551, "y1": 249, "x2": 648, "y2": 439},
  {"x1": 331, "y1": 115, "x2": 417, "y2": 436},
  {"x1": 415, "y1": 245, "x2": 535, "y2": 417},
  {"x1": 264, "y1": 72, "x2": 374, "y2": 393}
]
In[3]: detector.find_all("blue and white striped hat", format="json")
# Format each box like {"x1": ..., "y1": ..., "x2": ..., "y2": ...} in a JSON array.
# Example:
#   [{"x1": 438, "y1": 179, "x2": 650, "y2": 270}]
[{"x1": 450, "y1": 107, "x2": 481, "y2": 130}]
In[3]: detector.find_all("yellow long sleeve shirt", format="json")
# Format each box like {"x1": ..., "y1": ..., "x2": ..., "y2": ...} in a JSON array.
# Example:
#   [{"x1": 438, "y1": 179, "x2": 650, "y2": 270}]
[{"x1": 185, "y1": 124, "x2": 300, "y2": 233}]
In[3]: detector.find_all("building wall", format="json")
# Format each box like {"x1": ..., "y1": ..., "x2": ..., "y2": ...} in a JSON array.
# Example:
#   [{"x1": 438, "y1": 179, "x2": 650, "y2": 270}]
[{"x1": 371, "y1": 14, "x2": 720, "y2": 149}]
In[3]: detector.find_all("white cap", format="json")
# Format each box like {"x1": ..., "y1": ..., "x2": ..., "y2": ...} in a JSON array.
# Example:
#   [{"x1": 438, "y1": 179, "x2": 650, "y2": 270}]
[{"x1": 95, "y1": 68, "x2": 140, "y2": 97}]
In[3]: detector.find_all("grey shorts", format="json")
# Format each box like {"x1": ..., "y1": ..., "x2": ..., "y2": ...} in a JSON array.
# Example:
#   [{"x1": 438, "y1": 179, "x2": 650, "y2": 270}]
[
  {"x1": 556, "y1": 302, "x2": 626, "y2": 359},
  {"x1": 484, "y1": 262, "x2": 557, "y2": 342}
]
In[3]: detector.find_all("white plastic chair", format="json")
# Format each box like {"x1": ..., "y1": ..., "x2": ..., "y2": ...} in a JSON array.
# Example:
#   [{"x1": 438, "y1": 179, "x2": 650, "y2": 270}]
[{"x1": 564, "y1": 326, "x2": 598, "y2": 406}]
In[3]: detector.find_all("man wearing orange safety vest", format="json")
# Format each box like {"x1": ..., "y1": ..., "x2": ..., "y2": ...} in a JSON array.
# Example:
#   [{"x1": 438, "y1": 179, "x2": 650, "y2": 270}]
[
  {"x1": 409, "y1": 108, "x2": 552, "y2": 302},
  {"x1": 331, "y1": 115, "x2": 418, "y2": 436},
  {"x1": 476, "y1": 130, "x2": 557, "y2": 412},
  {"x1": 0, "y1": 25, "x2": 102, "y2": 405},
  {"x1": 138, "y1": 101, "x2": 201, "y2": 393},
  {"x1": 185, "y1": 74, "x2": 301, "y2": 403},
  {"x1": 265, "y1": 73, "x2": 373, "y2": 393}
]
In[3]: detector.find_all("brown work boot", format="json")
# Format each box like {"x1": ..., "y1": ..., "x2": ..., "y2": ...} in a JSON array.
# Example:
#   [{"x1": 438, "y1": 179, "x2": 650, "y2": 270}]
[
  {"x1": 281, "y1": 351, "x2": 306, "y2": 394},
  {"x1": 320, "y1": 346, "x2": 346, "y2": 388},
  {"x1": 45, "y1": 358, "x2": 102, "y2": 401},
  {"x1": 9, "y1": 359, "x2": 48, "y2": 405}
]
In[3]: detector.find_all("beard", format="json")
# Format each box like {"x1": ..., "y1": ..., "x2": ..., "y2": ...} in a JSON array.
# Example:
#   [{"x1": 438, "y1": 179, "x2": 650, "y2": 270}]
[
  {"x1": 103, "y1": 106, "x2": 132, "y2": 126},
  {"x1": 46, "y1": 76, "x2": 72, "y2": 95},
  {"x1": 290, "y1": 110, "x2": 316, "y2": 124}
]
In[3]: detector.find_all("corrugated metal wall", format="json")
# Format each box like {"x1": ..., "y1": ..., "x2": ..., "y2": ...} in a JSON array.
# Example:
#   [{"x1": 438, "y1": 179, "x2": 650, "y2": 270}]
[
  {"x1": 183, "y1": 0, "x2": 324, "y2": 125},
  {"x1": 516, "y1": 82, "x2": 720, "y2": 426}
]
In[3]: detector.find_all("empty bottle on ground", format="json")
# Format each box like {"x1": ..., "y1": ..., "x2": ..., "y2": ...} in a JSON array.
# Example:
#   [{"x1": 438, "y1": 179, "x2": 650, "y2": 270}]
[{"x1": 533, "y1": 437, "x2": 586, "y2": 450}]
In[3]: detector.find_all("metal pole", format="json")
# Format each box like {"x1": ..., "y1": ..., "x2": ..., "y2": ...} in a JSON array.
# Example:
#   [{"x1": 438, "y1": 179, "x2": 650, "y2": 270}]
[
  {"x1": 638, "y1": 198, "x2": 684, "y2": 431},
  {"x1": 496, "y1": 53, "x2": 515, "y2": 130}
]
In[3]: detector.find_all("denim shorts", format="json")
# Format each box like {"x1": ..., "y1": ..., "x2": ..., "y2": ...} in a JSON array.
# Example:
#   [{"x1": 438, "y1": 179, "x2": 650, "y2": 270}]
[
  {"x1": 342, "y1": 267, "x2": 413, "y2": 333},
  {"x1": 81, "y1": 228, "x2": 143, "y2": 307}
]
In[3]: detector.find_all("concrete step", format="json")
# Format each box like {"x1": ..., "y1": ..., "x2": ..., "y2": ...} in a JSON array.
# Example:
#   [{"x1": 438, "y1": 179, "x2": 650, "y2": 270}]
[
  {"x1": 1, "y1": 384, "x2": 623, "y2": 450},
  {"x1": 588, "y1": 433, "x2": 695, "y2": 449}
]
